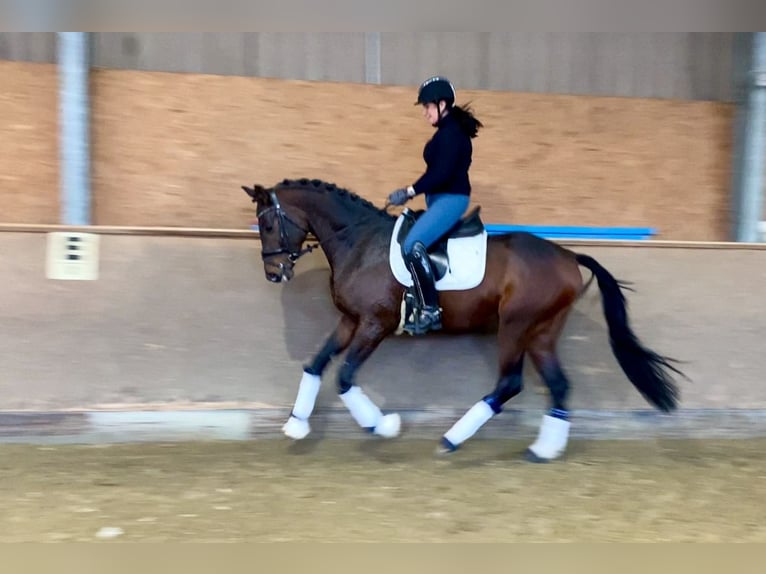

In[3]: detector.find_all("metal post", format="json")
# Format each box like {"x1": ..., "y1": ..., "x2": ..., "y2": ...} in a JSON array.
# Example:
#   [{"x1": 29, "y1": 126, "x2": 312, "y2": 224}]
[
  {"x1": 58, "y1": 32, "x2": 91, "y2": 226},
  {"x1": 364, "y1": 32, "x2": 381, "y2": 85},
  {"x1": 734, "y1": 32, "x2": 766, "y2": 242}
]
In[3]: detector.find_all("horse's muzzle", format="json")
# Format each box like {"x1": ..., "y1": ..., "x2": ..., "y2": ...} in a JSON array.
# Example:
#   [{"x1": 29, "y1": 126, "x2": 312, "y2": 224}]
[{"x1": 264, "y1": 262, "x2": 294, "y2": 283}]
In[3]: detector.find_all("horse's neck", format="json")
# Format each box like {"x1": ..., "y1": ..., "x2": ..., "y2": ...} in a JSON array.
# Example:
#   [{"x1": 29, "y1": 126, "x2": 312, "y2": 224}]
[{"x1": 300, "y1": 193, "x2": 392, "y2": 269}]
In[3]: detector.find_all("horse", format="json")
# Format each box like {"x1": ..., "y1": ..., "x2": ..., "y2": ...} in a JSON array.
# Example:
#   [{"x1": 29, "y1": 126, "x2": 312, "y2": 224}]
[{"x1": 241, "y1": 178, "x2": 684, "y2": 462}]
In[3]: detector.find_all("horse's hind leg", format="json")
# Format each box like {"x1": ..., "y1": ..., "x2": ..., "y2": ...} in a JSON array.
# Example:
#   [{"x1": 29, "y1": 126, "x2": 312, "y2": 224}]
[
  {"x1": 524, "y1": 310, "x2": 574, "y2": 462},
  {"x1": 282, "y1": 315, "x2": 357, "y2": 440},
  {"x1": 438, "y1": 320, "x2": 527, "y2": 453}
]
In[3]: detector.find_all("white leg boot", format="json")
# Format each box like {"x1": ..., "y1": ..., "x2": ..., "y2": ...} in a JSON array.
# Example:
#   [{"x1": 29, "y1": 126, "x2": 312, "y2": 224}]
[
  {"x1": 282, "y1": 371, "x2": 321, "y2": 440},
  {"x1": 340, "y1": 386, "x2": 401, "y2": 438},
  {"x1": 439, "y1": 400, "x2": 496, "y2": 453},
  {"x1": 526, "y1": 414, "x2": 571, "y2": 462}
]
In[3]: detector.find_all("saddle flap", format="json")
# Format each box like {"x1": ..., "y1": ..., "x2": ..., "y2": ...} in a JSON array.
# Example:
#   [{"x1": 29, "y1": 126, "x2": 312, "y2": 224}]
[{"x1": 396, "y1": 209, "x2": 419, "y2": 245}]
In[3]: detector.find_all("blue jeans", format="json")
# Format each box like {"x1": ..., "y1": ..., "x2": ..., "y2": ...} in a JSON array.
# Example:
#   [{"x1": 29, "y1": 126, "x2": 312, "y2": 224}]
[{"x1": 403, "y1": 193, "x2": 471, "y2": 256}]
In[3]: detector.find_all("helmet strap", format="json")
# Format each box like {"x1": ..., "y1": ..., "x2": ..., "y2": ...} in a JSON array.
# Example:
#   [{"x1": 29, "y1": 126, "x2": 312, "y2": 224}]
[{"x1": 435, "y1": 101, "x2": 450, "y2": 127}]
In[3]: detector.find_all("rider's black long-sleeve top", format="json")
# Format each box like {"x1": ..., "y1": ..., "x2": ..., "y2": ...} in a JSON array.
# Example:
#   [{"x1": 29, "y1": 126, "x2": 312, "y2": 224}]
[{"x1": 412, "y1": 113, "x2": 473, "y2": 198}]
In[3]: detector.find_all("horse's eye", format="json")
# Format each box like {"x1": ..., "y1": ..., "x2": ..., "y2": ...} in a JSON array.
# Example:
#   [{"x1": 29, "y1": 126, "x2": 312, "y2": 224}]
[{"x1": 259, "y1": 217, "x2": 274, "y2": 233}]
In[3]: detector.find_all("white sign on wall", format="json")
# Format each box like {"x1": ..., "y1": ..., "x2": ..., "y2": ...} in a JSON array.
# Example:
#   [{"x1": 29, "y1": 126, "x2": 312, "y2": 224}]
[{"x1": 46, "y1": 232, "x2": 100, "y2": 281}]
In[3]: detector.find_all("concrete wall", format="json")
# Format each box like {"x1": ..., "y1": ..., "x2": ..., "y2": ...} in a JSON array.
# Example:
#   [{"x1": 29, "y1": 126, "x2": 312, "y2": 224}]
[
  {"x1": 2, "y1": 231, "x2": 764, "y2": 423},
  {"x1": 0, "y1": 32, "x2": 739, "y2": 101}
]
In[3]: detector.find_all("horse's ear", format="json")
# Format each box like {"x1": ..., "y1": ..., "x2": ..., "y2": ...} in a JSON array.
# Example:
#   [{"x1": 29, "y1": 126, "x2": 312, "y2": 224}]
[{"x1": 242, "y1": 184, "x2": 267, "y2": 203}]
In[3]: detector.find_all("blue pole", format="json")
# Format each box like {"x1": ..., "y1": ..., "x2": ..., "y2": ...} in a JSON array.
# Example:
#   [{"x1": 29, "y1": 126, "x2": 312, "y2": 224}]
[
  {"x1": 735, "y1": 32, "x2": 766, "y2": 242},
  {"x1": 58, "y1": 32, "x2": 91, "y2": 226}
]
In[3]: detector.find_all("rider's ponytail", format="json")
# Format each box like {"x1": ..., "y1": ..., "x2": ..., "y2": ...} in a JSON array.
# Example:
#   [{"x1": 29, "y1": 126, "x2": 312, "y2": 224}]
[{"x1": 450, "y1": 104, "x2": 483, "y2": 139}]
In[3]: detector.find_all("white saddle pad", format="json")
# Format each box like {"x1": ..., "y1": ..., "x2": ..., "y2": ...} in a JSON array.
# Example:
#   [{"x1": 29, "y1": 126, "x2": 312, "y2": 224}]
[{"x1": 388, "y1": 213, "x2": 488, "y2": 292}]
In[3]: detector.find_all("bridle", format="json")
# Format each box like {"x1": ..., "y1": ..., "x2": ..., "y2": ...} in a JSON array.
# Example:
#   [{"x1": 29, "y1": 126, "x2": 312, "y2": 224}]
[
  {"x1": 256, "y1": 190, "x2": 319, "y2": 264},
  {"x1": 255, "y1": 187, "x2": 395, "y2": 269}
]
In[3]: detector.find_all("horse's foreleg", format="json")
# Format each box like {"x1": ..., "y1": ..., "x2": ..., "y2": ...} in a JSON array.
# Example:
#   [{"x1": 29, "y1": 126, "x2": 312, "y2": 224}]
[
  {"x1": 337, "y1": 320, "x2": 401, "y2": 438},
  {"x1": 282, "y1": 315, "x2": 357, "y2": 440},
  {"x1": 304, "y1": 315, "x2": 358, "y2": 377}
]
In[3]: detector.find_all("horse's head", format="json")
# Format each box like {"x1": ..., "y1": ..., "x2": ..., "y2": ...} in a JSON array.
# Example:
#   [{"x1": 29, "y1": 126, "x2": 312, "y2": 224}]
[{"x1": 242, "y1": 183, "x2": 311, "y2": 283}]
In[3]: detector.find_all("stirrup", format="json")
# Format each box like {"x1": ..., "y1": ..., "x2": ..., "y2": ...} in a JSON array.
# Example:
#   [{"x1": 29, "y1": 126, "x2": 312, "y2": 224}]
[{"x1": 403, "y1": 306, "x2": 442, "y2": 336}]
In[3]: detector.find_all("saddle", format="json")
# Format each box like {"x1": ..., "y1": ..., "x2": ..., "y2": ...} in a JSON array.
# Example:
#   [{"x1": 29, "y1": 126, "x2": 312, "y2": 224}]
[{"x1": 396, "y1": 206, "x2": 485, "y2": 281}]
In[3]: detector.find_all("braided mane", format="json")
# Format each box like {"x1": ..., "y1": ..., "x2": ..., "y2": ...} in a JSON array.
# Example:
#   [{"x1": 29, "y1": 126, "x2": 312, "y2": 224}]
[{"x1": 275, "y1": 178, "x2": 392, "y2": 219}]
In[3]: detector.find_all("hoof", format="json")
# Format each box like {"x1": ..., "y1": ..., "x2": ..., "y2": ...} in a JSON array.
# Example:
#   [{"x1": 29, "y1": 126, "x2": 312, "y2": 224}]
[
  {"x1": 282, "y1": 416, "x2": 310, "y2": 440},
  {"x1": 373, "y1": 413, "x2": 401, "y2": 438},
  {"x1": 524, "y1": 448, "x2": 552, "y2": 464},
  {"x1": 435, "y1": 437, "x2": 458, "y2": 456}
]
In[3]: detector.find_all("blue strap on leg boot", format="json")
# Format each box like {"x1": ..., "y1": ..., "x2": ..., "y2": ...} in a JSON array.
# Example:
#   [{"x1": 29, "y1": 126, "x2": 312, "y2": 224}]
[{"x1": 403, "y1": 241, "x2": 442, "y2": 335}]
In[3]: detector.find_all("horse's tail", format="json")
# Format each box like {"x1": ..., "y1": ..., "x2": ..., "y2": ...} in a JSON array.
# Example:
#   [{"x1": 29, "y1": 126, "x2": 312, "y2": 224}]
[{"x1": 575, "y1": 253, "x2": 682, "y2": 412}]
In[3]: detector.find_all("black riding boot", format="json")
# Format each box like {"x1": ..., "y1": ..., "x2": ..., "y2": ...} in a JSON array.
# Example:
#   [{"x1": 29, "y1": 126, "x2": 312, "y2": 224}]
[{"x1": 404, "y1": 242, "x2": 442, "y2": 335}]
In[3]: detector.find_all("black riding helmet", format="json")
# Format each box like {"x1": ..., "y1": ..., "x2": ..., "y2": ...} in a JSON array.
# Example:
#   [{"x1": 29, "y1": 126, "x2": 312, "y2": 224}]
[{"x1": 415, "y1": 76, "x2": 456, "y2": 108}]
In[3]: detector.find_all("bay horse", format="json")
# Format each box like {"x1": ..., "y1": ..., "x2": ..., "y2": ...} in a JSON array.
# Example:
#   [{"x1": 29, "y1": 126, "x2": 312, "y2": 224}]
[{"x1": 241, "y1": 178, "x2": 683, "y2": 462}]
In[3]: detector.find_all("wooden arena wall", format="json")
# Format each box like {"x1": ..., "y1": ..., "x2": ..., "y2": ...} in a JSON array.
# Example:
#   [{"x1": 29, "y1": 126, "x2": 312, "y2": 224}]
[{"x1": 0, "y1": 61, "x2": 734, "y2": 240}]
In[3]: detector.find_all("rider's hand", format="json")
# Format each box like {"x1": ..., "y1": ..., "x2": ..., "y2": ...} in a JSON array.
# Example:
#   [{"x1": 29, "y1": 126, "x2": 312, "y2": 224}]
[{"x1": 387, "y1": 187, "x2": 415, "y2": 206}]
